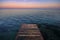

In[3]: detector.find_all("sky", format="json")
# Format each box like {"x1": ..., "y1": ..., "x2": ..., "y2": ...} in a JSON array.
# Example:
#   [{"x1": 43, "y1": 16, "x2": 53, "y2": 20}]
[{"x1": 0, "y1": 0, "x2": 60, "y2": 8}]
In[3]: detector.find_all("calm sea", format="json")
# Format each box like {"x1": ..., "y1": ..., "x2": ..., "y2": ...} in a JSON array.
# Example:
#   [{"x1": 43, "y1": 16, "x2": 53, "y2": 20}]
[
  {"x1": 0, "y1": 9, "x2": 60, "y2": 40},
  {"x1": 0, "y1": 9, "x2": 60, "y2": 30}
]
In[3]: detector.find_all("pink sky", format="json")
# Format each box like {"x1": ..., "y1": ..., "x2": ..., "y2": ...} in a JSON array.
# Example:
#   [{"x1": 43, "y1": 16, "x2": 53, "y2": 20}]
[{"x1": 0, "y1": 2, "x2": 60, "y2": 8}]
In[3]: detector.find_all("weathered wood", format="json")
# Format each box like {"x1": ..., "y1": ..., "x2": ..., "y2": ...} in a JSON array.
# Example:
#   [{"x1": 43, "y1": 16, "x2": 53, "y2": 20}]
[{"x1": 16, "y1": 24, "x2": 44, "y2": 40}]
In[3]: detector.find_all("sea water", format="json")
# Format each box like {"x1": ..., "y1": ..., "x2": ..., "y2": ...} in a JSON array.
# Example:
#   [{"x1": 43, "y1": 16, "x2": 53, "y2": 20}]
[{"x1": 0, "y1": 9, "x2": 60, "y2": 40}]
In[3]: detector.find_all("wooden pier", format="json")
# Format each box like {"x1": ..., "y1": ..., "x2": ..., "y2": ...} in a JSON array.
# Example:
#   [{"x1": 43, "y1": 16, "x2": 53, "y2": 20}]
[{"x1": 16, "y1": 24, "x2": 44, "y2": 40}]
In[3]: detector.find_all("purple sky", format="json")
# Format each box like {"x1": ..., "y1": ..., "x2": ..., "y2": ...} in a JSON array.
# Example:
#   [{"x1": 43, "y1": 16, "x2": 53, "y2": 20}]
[{"x1": 0, "y1": 0, "x2": 60, "y2": 3}]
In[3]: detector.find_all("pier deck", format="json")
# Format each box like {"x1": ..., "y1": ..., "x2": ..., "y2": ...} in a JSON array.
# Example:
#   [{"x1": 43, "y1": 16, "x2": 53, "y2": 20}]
[{"x1": 16, "y1": 24, "x2": 44, "y2": 40}]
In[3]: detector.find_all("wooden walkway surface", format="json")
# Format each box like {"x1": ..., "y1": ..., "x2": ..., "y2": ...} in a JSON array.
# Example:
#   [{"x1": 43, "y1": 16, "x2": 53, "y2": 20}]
[{"x1": 16, "y1": 24, "x2": 44, "y2": 40}]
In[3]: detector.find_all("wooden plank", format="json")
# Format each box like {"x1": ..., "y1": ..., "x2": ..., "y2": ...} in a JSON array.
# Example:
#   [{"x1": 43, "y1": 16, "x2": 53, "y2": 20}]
[{"x1": 15, "y1": 24, "x2": 44, "y2": 40}]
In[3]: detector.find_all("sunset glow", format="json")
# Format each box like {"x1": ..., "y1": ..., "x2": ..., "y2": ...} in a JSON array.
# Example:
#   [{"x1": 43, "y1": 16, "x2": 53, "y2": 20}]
[{"x1": 0, "y1": 0, "x2": 60, "y2": 8}]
